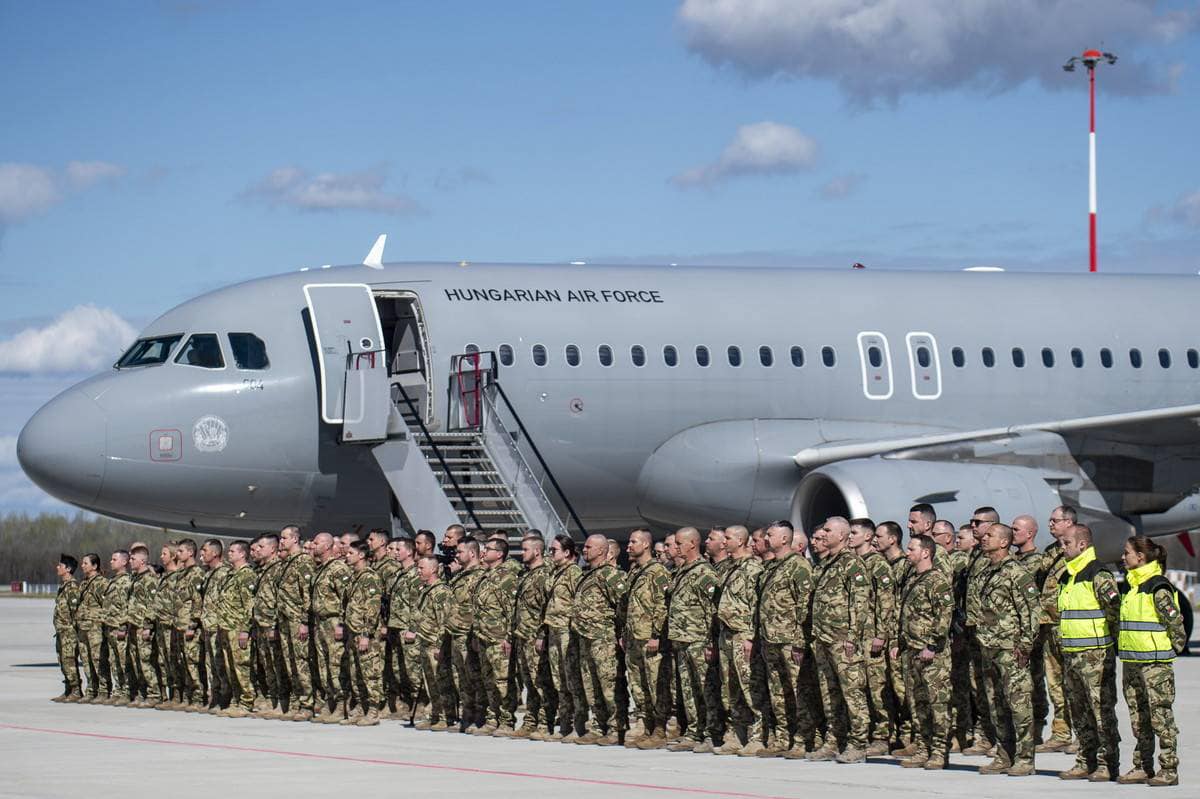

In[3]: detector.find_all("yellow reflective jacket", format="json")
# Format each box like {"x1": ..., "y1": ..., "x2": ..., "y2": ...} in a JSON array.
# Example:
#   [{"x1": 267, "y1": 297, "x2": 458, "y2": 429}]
[
  {"x1": 1058, "y1": 546, "x2": 1113, "y2": 652},
  {"x1": 1118, "y1": 561, "x2": 1179, "y2": 663}
]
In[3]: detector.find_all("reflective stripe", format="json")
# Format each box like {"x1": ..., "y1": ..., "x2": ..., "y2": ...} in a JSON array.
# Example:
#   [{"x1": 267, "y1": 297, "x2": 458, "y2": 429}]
[
  {"x1": 1061, "y1": 609, "x2": 1105, "y2": 619},
  {"x1": 1117, "y1": 649, "x2": 1176, "y2": 661},
  {"x1": 1061, "y1": 636, "x2": 1112, "y2": 648},
  {"x1": 1119, "y1": 620, "x2": 1166, "y2": 632}
]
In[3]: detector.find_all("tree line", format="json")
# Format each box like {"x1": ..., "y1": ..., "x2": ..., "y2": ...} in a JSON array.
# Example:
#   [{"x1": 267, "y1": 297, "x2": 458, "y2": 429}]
[{"x1": 0, "y1": 512, "x2": 178, "y2": 584}]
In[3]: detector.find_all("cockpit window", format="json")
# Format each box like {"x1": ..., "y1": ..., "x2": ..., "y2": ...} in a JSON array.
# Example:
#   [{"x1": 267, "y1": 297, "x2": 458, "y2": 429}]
[
  {"x1": 115, "y1": 335, "x2": 183, "y2": 369},
  {"x1": 175, "y1": 334, "x2": 225, "y2": 369},
  {"x1": 228, "y1": 333, "x2": 269, "y2": 369}
]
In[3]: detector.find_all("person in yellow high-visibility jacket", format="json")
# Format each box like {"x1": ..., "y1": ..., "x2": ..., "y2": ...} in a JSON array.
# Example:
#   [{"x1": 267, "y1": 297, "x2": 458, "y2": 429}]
[{"x1": 1116, "y1": 536, "x2": 1186, "y2": 787}]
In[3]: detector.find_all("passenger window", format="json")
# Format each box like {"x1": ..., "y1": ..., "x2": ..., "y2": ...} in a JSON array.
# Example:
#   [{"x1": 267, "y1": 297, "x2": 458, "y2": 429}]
[
  {"x1": 1100, "y1": 348, "x2": 1113, "y2": 368},
  {"x1": 951, "y1": 347, "x2": 965, "y2": 368},
  {"x1": 1070, "y1": 348, "x2": 1083, "y2": 368},
  {"x1": 631, "y1": 345, "x2": 646, "y2": 367},
  {"x1": 790, "y1": 346, "x2": 804, "y2": 367},
  {"x1": 916, "y1": 346, "x2": 931, "y2": 368},
  {"x1": 175, "y1": 334, "x2": 224, "y2": 369},
  {"x1": 982, "y1": 347, "x2": 995, "y2": 368},
  {"x1": 598, "y1": 345, "x2": 613, "y2": 367},
  {"x1": 565, "y1": 344, "x2": 580, "y2": 367},
  {"x1": 1130, "y1": 348, "x2": 1142, "y2": 369},
  {"x1": 867, "y1": 346, "x2": 883, "y2": 368},
  {"x1": 1159, "y1": 348, "x2": 1171, "y2": 368},
  {"x1": 498, "y1": 344, "x2": 514, "y2": 366},
  {"x1": 759, "y1": 346, "x2": 773, "y2": 367},
  {"x1": 695, "y1": 346, "x2": 710, "y2": 367},
  {"x1": 664, "y1": 345, "x2": 678, "y2": 367},
  {"x1": 727, "y1": 346, "x2": 742, "y2": 367},
  {"x1": 1189, "y1": 349, "x2": 1199, "y2": 369},
  {"x1": 821, "y1": 346, "x2": 836, "y2": 367},
  {"x1": 465, "y1": 344, "x2": 480, "y2": 354},
  {"x1": 1042, "y1": 348, "x2": 1054, "y2": 368},
  {"x1": 1011, "y1": 348, "x2": 1025, "y2": 368},
  {"x1": 117, "y1": 335, "x2": 184, "y2": 369},
  {"x1": 228, "y1": 333, "x2": 269, "y2": 370},
  {"x1": 532, "y1": 344, "x2": 547, "y2": 366}
]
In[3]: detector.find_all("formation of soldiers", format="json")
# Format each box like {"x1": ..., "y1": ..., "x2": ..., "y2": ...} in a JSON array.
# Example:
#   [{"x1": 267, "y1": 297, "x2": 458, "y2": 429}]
[{"x1": 50, "y1": 506, "x2": 1184, "y2": 786}]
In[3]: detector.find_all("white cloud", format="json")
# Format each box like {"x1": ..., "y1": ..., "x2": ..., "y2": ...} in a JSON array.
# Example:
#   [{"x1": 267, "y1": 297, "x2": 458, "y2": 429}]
[
  {"x1": 820, "y1": 172, "x2": 866, "y2": 200},
  {"x1": 677, "y1": 0, "x2": 1198, "y2": 103},
  {"x1": 0, "y1": 161, "x2": 125, "y2": 227},
  {"x1": 1150, "y1": 189, "x2": 1200, "y2": 227},
  {"x1": 671, "y1": 121, "x2": 818, "y2": 188},
  {"x1": 241, "y1": 165, "x2": 423, "y2": 215},
  {"x1": 0, "y1": 305, "x2": 137, "y2": 373},
  {"x1": 64, "y1": 160, "x2": 126, "y2": 189}
]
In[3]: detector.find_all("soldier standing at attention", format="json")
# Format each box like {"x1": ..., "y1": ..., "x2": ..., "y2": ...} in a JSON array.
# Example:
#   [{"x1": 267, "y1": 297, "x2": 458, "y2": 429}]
[
  {"x1": 1011, "y1": 514, "x2": 1051, "y2": 746},
  {"x1": 198, "y1": 540, "x2": 231, "y2": 712},
  {"x1": 849, "y1": 519, "x2": 894, "y2": 755},
  {"x1": 127, "y1": 546, "x2": 161, "y2": 707},
  {"x1": 275, "y1": 525, "x2": 316, "y2": 721},
  {"x1": 367, "y1": 528, "x2": 400, "y2": 715},
  {"x1": 1037, "y1": 505, "x2": 1076, "y2": 753},
  {"x1": 712, "y1": 525, "x2": 763, "y2": 755},
  {"x1": 624, "y1": 529, "x2": 670, "y2": 749},
  {"x1": 341, "y1": 541, "x2": 384, "y2": 726},
  {"x1": 976, "y1": 523, "x2": 1039, "y2": 776},
  {"x1": 152, "y1": 544, "x2": 182, "y2": 708},
  {"x1": 52, "y1": 554, "x2": 82, "y2": 702},
  {"x1": 543, "y1": 534, "x2": 583, "y2": 740},
  {"x1": 1057, "y1": 523, "x2": 1121, "y2": 782},
  {"x1": 961, "y1": 507, "x2": 1000, "y2": 755},
  {"x1": 1116, "y1": 536, "x2": 1185, "y2": 787},
  {"x1": 310, "y1": 532, "x2": 353, "y2": 724},
  {"x1": 409, "y1": 555, "x2": 452, "y2": 730},
  {"x1": 100, "y1": 550, "x2": 132, "y2": 705},
  {"x1": 249, "y1": 535, "x2": 286, "y2": 717},
  {"x1": 892, "y1": 535, "x2": 953, "y2": 770},
  {"x1": 216, "y1": 541, "x2": 257, "y2": 718},
  {"x1": 471, "y1": 538, "x2": 518, "y2": 736},
  {"x1": 172, "y1": 540, "x2": 207, "y2": 711},
  {"x1": 872, "y1": 521, "x2": 910, "y2": 753},
  {"x1": 507, "y1": 536, "x2": 552, "y2": 739},
  {"x1": 664, "y1": 527, "x2": 719, "y2": 753},
  {"x1": 386, "y1": 537, "x2": 423, "y2": 722},
  {"x1": 447, "y1": 539, "x2": 487, "y2": 731},
  {"x1": 571, "y1": 533, "x2": 627, "y2": 746},
  {"x1": 75, "y1": 553, "x2": 107, "y2": 703}
]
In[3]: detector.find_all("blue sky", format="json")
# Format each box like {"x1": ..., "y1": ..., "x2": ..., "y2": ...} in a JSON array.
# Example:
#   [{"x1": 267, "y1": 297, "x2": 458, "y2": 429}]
[{"x1": 1, "y1": 1, "x2": 1199, "y2": 511}]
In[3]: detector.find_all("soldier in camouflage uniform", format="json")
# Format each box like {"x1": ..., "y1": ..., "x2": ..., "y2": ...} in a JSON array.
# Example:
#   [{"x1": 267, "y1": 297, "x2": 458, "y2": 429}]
[
  {"x1": 52, "y1": 554, "x2": 82, "y2": 702},
  {"x1": 172, "y1": 540, "x2": 207, "y2": 710},
  {"x1": 664, "y1": 528, "x2": 718, "y2": 752},
  {"x1": 366, "y1": 529, "x2": 400, "y2": 713},
  {"x1": 1011, "y1": 515, "x2": 1049, "y2": 743},
  {"x1": 310, "y1": 532, "x2": 353, "y2": 723},
  {"x1": 199, "y1": 540, "x2": 231, "y2": 711},
  {"x1": 409, "y1": 555, "x2": 452, "y2": 730},
  {"x1": 249, "y1": 534, "x2": 287, "y2": 716},
  {"x1": 711, "y1": 525, "x2": 763, "y2": 755},
  {"x1": 507, "y1": 536, "x2": 552, "y2": 739},
  {"x1": 976, "y1": 523, "x2": 1040, "y2": 776},
  {"x1": 216, "y1": 540, "x2": 258, "y2": 717},
  {"x1": 960, "y1": 507, "x2": 1000, "y2": 753},
  {"x1": 543, "y1": 534, "x2": 584, "y2": 739},
  {"x1": 447, "y1": 539, "x2": 487, "y2": 730},
  {"x1": 571, "y1": 534, "x2": 627, "y2": 746},
  {"x1": 872, "y1": 521, "x2": 910, "y2": 750},
  {"x1": 127, "y1": 546, "x2": 161, "y2": 706},
  {"x1": 469, "y1": 538, "x2": 517, "y2": 735},
  {"x1": 623, "y1": 529, "x2": 670, "y2": 749},
  {"x1": 892, "y1": 534, "x2": 953, "y2": 769},
  {"x1": 386, "y1": 537, "x2": 422, "y2": 720},
  {"x1": 849, "y1": 519, "x2": 895, "y2": 754},
  {"x1": 75, "y1": 553, "x2": 107, "y2": 702},
  {"x1": 100, "y1": 550, "x2": 132, "y2": 704},
  {"x1": 1037, "y1": 505, "x2": 1075, "y2": 752},
  {"x1": 275, "y1": 525, "x2": 316, "y2": 720},
  {"x1": 341, "y1": 541, "x2": 384, "y2": 726},
  {"x1": 152, "y1": 545, "x2": 182, "y2": 707}
]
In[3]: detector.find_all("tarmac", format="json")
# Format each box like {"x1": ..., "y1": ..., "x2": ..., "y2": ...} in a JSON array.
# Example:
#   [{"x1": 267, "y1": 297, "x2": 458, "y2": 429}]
[{"x1": 0, "y1": 597, "x2": 1195, "y2": 798}]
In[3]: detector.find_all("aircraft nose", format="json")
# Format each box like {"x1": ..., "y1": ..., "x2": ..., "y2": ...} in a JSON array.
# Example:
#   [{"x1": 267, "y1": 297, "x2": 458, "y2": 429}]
[{"x1": 17, "y1": 388, "x2": 107, "y2": 506}]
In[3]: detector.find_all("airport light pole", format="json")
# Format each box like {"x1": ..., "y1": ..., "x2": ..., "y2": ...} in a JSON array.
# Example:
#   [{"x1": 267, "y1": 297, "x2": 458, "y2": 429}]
[{"x1": 1063, "y1": 49, "x2": 1117, "y2": 273}]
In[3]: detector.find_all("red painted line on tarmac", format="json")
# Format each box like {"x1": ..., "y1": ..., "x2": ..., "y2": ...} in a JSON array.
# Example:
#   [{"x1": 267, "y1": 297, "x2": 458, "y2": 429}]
[{"x1": 0, "y1": 723, "x2": 795, "y2": 799}]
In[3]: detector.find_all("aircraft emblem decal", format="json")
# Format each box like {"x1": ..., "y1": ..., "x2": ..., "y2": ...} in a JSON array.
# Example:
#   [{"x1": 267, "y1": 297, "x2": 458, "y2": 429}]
[{"x1": 192, "y1": 415, "x2": 229, "y2": 453}]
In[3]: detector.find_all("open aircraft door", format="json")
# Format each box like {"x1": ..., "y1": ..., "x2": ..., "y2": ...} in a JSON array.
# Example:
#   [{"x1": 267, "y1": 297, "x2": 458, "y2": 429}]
[{"x1": 304, "y1": 283, "x2": 391, "y2": 442}]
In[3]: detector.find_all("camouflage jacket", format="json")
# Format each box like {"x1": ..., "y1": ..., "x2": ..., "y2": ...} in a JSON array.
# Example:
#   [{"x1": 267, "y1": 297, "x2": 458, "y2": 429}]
[
  {"x1": 102, "y1": 572, "x2": 131, "y2": 627},
  {"x1": 811, "y1": 550, "x2": 871, "y2": 645},
  {"x1": 216, "y1": 564, "x2": 257, "y2": 633},
  {"x1": 53, "y1": 578, "x2": 80, "y2": 630},
  {"x1": 445, "y1": 564, "x2": 485, "y2": 636},
  {"x1": 716, "y1": 556, "x2": 763, "y2": 634},
  {"x1": 372, "y1": 556, "x2": 401, "y2": 590},
  {"x1": 896, "y1": 567, "x2": 954, "y2": 652},
  {"x1": 1015, "y1": 547, "x2": 1045, "y2": 623},
  {"x1": 75, "y1": 574, "x2": 108, "y2": 631},
  {"x1": 126, "y1": 569, "x2": 159, "y2": 628},
  {"x1": 386, "y1": 564, "x2": 421, "y2": 629},
  {"x1": 963, "y1": 550, "x2": 991, "y2": 626},
  {"x1": 173, "y1": 564, "x2": 205, "y2": 629},
  {"x1": 977, "y1": 554, "x2": 1040, "y2": 651},
  {"x1": 888, "y1": 553, "x2": 910, "y2": 598},
  {"x1": 571, "y1": 563, "x2": 626, "y2": 640},
  {"x1": 543, "y1": 561, "x2": 582, "y2": 631},
  {"x1": 153, "y1": 570, "x2": 180, "y2": 626},
  {"x1": 199, "y1": 564, "x2": 232, "y2": 632},
  {"x1": 511, "y1": 562, "x2": 552, "y2": 641},
  {"x1": 250, "y1": 559, "x2": 284, "y2": 628},
  {"x1": 311, "y1": 557, "x2": 352, "y2": 620},
  {"x1": 414, "y1": 580, "x2": 451, "y2": 645},
  {"x1": 861, "y1": 550, "x2": 894, "y2": 642},
  {"x1": 666, "y1": 558, "x2": 718, "y2": 644},
  {"x1": 472, "y1": 563, "x2": 518, "y2": 643},
  {"x1": 275, "y1": 551, "x2": 316, "y2": 624},
  {"x1": 623, "y1": 559, "x2": 670, "y2": 641},
  {"x1": 1039, "y1": 542, "x2": 1068, "y2": 624},
  {"x1": 343, "y1": 567, "x2": 384, "y2": 635},
  {"x1": 757, "y1": 552, "x2": 814, "y2": 646}
]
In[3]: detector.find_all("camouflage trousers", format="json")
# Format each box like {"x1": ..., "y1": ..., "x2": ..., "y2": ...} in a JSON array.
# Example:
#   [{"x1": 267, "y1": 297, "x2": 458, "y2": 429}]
[
  {"x1": 313, "y1": 618, "x2": 346, "y2": 709},
  {"x1": 219, "y1": 629, "x2": 255, "y2": 710},
  {"x1": 718, "y1": 629, "x2": 759, "y2": 740},
  {"x1": 348, "y1": 632, "x2": 385, "y2": 711},
  {"x1": 624, "y1": 637, "x2": 665, "y2": 732},
  {"x1": 903, "y1": 647, "x2": 951, "y2": 760},
  {"x1": 79, "y1": 626, "x2": 105, "y2": 698},
  {"x1": 965, "y1": 629, "x2": 996, "y2": 745},
  {"x1": 104, "y1": 626, "x2": 130, "y2": 699},
  {"x1": 132, "y1": 628, "x2": 160, "y2": 701},
  {"x1": 546, "y1": 628, "x2": 583, "y2": 733},
  {"x1": 982, "y1": 645, "x2": 1035, "y2": 764},
  {"x1": 1028, "y1": 628, "x2": 1047, "y2": 737},
  {"x1": 1041, "y1": 624, "x2": 1071, "y2": 741},
  {"x1": 178, "y1": 628, "x2": 203, "y2": 703},
  {"x1": 515, "y1": 636, "x2": 550, "y2": 730},
  {"x1": 578, "y1": 633, "x2": 620, "y2": 733},
  {"x1": 884, "y1": 641, "x2": 909, "y2": 744},
  {"x1": 863, "y1": 639, "x2": 890, "y2": 743},
  {"x1": 204, "y1": 630, "x2": 229, "y2": 708},
  {"x1": 1063, "y1": 647, "x2": 1121, "y2": 772},
  {"x1": 54, "y1": 627, "x2": 80, "y2": 694},
  {"x1": 252, "y1": 626, "x2": 284, "y2": 707},
  {"x1": 477, "y1": 638, "x2": 513, "y2": 728},
  {"x1": 397, "y1": 634, "x2": 425, "y2": 711},
  {"x1": 759, "y1": 642, "x2": 799, "y2": 746},
  {"x1": 278, "y1": 620, "x2": 313, "y2": 711},
  {"x1": 948, "y1": 636, "x2": 972, "y2": 744},
  {"x1": 814, "y1": 640, "x2": 870, "y2": 750},
  {"x1": 671, "y1": 640, "x2": 709, "y2": 742},
  {"x1": 449, "y1": 634, "x2": 485, "y2": 727},
  {"x1": 1122, "y1": 661, "x2": 1178, "y2": 773},
  {"x1": 418, "y1": 637, "x2": 447, "y2": 722},
  {"x1": 153, "y1": 626, "x2": 174, "y2": 699}
]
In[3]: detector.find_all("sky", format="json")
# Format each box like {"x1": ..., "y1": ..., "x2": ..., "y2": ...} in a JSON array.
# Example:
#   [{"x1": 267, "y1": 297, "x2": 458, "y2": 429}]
[{"x1": 1, "y1": 0, "x2": 1199, "y2": 512}]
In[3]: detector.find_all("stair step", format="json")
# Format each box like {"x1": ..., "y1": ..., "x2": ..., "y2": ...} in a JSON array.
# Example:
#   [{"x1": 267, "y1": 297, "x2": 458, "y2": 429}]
[
  {"x1": 444, "y1": 483, "x2": 510, "y2": 490},
  {"x1": 460, "y1": 509, "x2": 525, "y2": 516},
  {"x1": 428, "y1": 457, "x2": 490, "y2": 465},
  {"x1": 450, "y1": 496, "x2": 515, "y2": 504},
  {"x1": 447, "y1": 470, "x2": 498, "y2": 477}
]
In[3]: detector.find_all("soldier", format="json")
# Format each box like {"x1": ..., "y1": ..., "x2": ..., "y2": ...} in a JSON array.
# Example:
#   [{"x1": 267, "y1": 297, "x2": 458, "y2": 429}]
[
  {"x1": 664, "y1": 527, "x2": 718, "y2": 752},
  {"x1": 907, "y1": 504, "x2": 936, "y2": 540},
  {"x1": 310, "y1": 532, "x2": 353, "y2": 723},
  {"x1": 216, "y1": 541, "x2": 257, "y2": 718},
  {"x1": 624, "y1": 530, "x2": 670, "y2": 749},
  {"x1": 75, "y1": 553, "x2": 107, "y2": 702},
  {"x1": 571, "y1": 534, "x2": 626, "y2": 746},
  {"x1": 275, "y1": 525, "x2": 316, "y2": 721},
  {"x1": 976, "y1": 523, "x2": 1039, "y2": 776},
  {"x1": 1037, "y1": 505, "x2": 1075, "y2": 753},
  {"x1": 1010, "y1": 514, "x2": 1050, "y2": 744},
  {"x1": 341, "y1": 540, "x2": 384, "y2": 726},
  {"x1": 127, "y1": 546, "x2": 161, "y2": 707},
  {"x1": 712, "y1": 525, "x2": 763, "y2": 755},
  {"x1": 749, "y1": 528, "x2": 772, "y2": 563},
  {"x1": 1057, "y1": 523, "x2": 1121, "y2": 782},
  {"x1": 446, "y1": 538, "x2": 487, "y2": 731},
  {"x1": 507, "y1": 536, "x2": 552, "y2": 739},
  {"x1": 892, "y1": 534, "x2": 953, "y2": 770},
  {"x1": 367, "y1": 528, "x2": 401, "y2": 715},
  {"x1": 409, "y1": 555, "x2": 452, "y2": 730},
  {"x1": 849, "y1": 519, "x2": 894, "y2": 755},
  {"x1": 705, "y1": 528, "x2": 728, "y2": 571},
  {"x1": 172, "y1": 539, "x2": 207, "y2": 711},
  {"x1": 386, "y1": 537, "x2": 422, "y2": 721},
  {"x1": 52, "y1": 554, "x2": 82, "y2": 702},
  {"x1": 872, "y1": 521, "x2": 909, "y2": 751},
  {"x1": 100, "y1": 550, "x2": 132, "y2": 704},
  {"x1": 152, "y1": 544, "x2": 182, "y2": 708},
  {"x1": 198, "y1": 539, "x2": 231, "y2": 712},
  {"x1": 961, "y1": 507, "x2": 1000, "y2": 754},
  {"x1": 1117, "y1": 536, "x2": 1184, "y2": 787},
  {"x1": 542, "y1": 534, "x2": 583, "y2": 740},
  {"x1": 250, "y1": 534, "x2": 287, "y2": 717},
  {"x1": 470, "y1": 538, "x2": 517, "y2": 735}
]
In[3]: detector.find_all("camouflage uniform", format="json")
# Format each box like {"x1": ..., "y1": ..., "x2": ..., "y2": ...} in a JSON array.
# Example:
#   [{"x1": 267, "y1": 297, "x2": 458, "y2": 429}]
[
  {"x1": 153, "y1": 570, "x2": 181, "y2": 701},
  {"x1": 1013, "y1": 547, "x2": 1048, "y2": 739},
  {"x1": 250, "y1": 558, "x2": 286, "y2": 708},
  {"x1": 757, "y1": 552, "x2": 815, "y2": 749},
  {"x1": 544, "y1": 559, "x2": 584, "y2": 734},
  {"x1": 962, "y1": 549, "x2": 996, "y2": 746},
  {"x1": 371, "y1": 555, "x2": 401, "y2": 707},
  {"x1": 512, "y1": 561, "x2": 553, "y2": 732},
  {"x1": 471, "y1": 562, "x2": 518, "y2": 728},
  {"x1": 666, "y1": 558, "x2": 718, "y2": 744},
  {"x1": 75, "y1": 573, "x2": 107, "y2": 699},
  {"x1": 311, "y1": 556, "x2": 352, "y2": 711},
  {"x1": 978, "y1": 553, "x2": 1040, "y2": 767},
  {"x1": 102, "y1": 571, "x2": 132, "y2": 700},
  {"x1": 623, "y1": 558, "x2": 670, "y2": 735},
  {"x1": 387, "y1": 563, "x2": 423, "y2": 711},
  {"x1": 446, "y1": 563, "x2": 487, "y2": 727},
  {"x1": 860, "y1": 549, "x2": 894, "y2": 744},
  {"x1": 885, "y1": 553, "x2": 910, "y2": 743},
  {"x1": 216, "y1": 563, "x2": 257, "y2": 710},
  {"x1": 896, "y1": 566, "x2": 954, "y2": 761},
  {"x1": 715, "y1": 555, "x2": 763, "y2": 745},
  {"x1": 1039, "y1": 542, "x2": 1072, "y2": 744},
  {"x1": 572, "y1": 562, "x2": 627, "y2": 735},
  {"x1": 811, "y1": 549, "x2": 872, "y2": 753},
  {"x1": 275, "y1": 550, "x2": 316, "y2": 712},
  {"x1": 413, "y1": 578, "x2": 452, "y2": 723},
  {"x1": 174, "y1": 564, "x2": 206, "y2": 705},
  {"x1": 344, "y1": 566, "x2": 385, "y2": 712},
  {"x1": 53, "y1": 577, "x2": 81, "y2": 696},
  {"x1": 199, "y1": 562, "x2": 232, "y2": 708},
  {"x1": 127, "y1": 569, "x2": 160, "y2": 702}
]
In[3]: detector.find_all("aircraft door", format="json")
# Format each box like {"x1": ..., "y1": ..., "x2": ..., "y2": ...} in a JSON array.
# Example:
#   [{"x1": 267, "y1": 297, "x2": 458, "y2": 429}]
[
  {"x1": 856, "y1": 332, "x2": 893, "y2": 400},
  {"x1": 303, "y1": 283, "x2": 389, "y2": 437},
  {"x1": 906, "y1": 332, "x2": 942, "y2": 400}
]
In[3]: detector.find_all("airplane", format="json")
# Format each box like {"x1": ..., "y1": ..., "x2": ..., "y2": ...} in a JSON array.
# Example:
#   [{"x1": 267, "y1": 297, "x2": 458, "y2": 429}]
[{"x1": 17, "y1": 236, "x2": 1200, "y2": 565}]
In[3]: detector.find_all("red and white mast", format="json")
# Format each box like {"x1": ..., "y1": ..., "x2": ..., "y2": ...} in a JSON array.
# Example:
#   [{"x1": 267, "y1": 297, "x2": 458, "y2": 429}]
[{"x1": 1064, "y1": 49, "x2": 1117, "y2": 273}]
